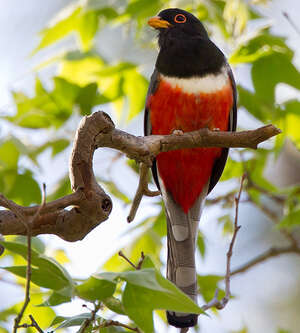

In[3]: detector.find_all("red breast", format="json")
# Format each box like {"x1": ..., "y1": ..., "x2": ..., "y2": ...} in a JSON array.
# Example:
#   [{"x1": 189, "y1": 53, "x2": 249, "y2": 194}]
[{"x1": 149, "y1": 74, "x2": 233, "y2": 212}]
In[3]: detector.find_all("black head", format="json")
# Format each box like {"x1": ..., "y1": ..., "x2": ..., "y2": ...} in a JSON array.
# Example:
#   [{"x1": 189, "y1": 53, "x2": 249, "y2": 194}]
[
  {"x1": 148, "y1": 8, "x2": 225, "y2": 78},
  {"x1": 151, "y1": 8, "x2": 209, "y2": 40}
]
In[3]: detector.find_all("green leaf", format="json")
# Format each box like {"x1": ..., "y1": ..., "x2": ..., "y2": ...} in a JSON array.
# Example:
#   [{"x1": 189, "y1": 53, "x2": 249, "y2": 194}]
[
  {"x1": 100, "y1": 327, "x2": 127, "y2": 333},
  {"x1": 76, "y1": 82, "x2": 99, "y2": 115},
  {"x1": 123, "y1": 284, "x2": 154, "y2": 333},
  {"x1": 60, "y1": 52, "x2": 104, "y2": 85},
  {"x1": 120, "y1": 269, "x2": 167, "y2": 291},
  {"x1": 198, "y1": 274, "x2": 224, "y2": 303},
  {"x1": 197, "y1": 231, "x2": 206, "y2": 259},
  {"x1": 3, "y1": 265, "x2": 67, "y2": 290},
  {"x1": 252, "y1": 53, "x2": 300, "y2": 104},
  {"x1": 8, "y1": 78, "x2": 74, "y2": 129},
  {"x1": 0, "y1": 306, "x2": 18, "y2": 322},
  {"x1": 282, "y1": 100, "x2": 300, "y2": 146},
  {"x1": 0, "y1": 139, "x2": 20, "y2": 168},
  {"x1": 127, "y1": 159, "x2": 139, "y2": 174},
  {"x1": 30, "y1": 139, "x2": 70, "y2": 159},
  {"x1": 38, "y1": 287, "x2": 72, "y2": 307},
  {"x1": 6, "y1": 170, "x2": 41, "y2": 206},
  {"x1": 121, "y1": 269, "x2": 205, "y2": 333},
  {"x1": 218, "y1": 214, "x2": 234, "y2": 235},
  {"x1": 103, "y1": 296, "x2": 126, "y2": 315},
  {"x1": 230, "y1": 30, "x2": 292, "y2": 64},
  {"x1": 123, "y1": 69, "x2": 148, "y2": 121},
  {"x1": 76, "y1": 275, "x2": 116, "y2": 301},
  {"x1": 139, "y1": 255, "x2": 156, "y2": 269},
  {"x1": 221, "y1": 157, "x2": 243, "y2": 181},
  {"x1": 100, "y1": 179, "x2": 131, "y2": 204},
  {"x1": 13, "y1": 294, "x2": 55, "y2": 329},
  {"x1": 78, "y1": 10, "x2": 99, "y2": 51},
  {"x1": 34, "y1": 5, "x2": 82, "y2": 53},
  {"x1": 278, "y1": 209, "x2": 300, "y2": 229},
  {"x1": 13, "y1": 235, "x2": 45, "y2": 254},
  {"x1": 104, "y1": 222, "x2": 163, "y2": 272},
  {"x1": 151, "y1": 210, "x2": 167, "y2": 238},
  {"x1": 51, "y1": 313, "x2": 100, "y2": 329},
  {"x1": 52, "y1": 77, "x2": 80, "y2": 109},
  {"x1": 237, "y1": 85, "x2": 272, "y2": 122},
  {"x1": 96, "y1": 62, "x2": 136, "y2": 77},
  {"x1": 124, "y1": 0, "x2": 161, "y2": 26},
  {"x1": 48, "y1": 176, "x2": 71, "y2": 201},
  {"x1": 224, "y1": 0, "x2": 249, "y2": 36},
  {"x1": 1, "y1": 241, "x2": 73, "y2": 290}
]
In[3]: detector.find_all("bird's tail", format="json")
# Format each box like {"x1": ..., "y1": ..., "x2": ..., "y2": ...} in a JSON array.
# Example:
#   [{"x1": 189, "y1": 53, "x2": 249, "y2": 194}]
[
  {"x1": 166, "y1": 214, "x2": 199, "y2": 327},
  {"x1": 162, "y1": 186, "x2": 207, "y2": 328}
]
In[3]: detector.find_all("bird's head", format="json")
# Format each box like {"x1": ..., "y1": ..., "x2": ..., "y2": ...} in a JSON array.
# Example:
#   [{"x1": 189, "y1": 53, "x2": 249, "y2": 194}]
[
  {"x1": 148, "y1": 8, "x2": 224, "y2": 78},
  {"x1": 148, "y1": 8, "x2": 209, "y2": 43}
]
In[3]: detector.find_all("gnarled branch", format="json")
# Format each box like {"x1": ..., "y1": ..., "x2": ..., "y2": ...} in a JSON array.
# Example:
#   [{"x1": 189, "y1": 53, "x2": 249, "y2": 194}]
[{"x1": 0, "y1": 111, "x2": 281, "y2": 242}]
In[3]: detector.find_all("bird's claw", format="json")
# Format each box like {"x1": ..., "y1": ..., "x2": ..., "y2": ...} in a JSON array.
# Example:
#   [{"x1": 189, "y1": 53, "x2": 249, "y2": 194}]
[{"x1": 172, "y1": 129, "x2": 184, "y2": 136}]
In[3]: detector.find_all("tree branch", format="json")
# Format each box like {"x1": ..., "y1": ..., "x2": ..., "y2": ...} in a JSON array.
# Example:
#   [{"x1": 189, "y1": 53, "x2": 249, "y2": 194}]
[
  {"x1": 78, "y1": 302, "x2": 101, "y2": 333},
  {"x1": 96, "y1": 320, "x2": 142, "y2": 332},
  {"x1": 118, "y1": 250, "x2": 145, "y2": 270},
  {"x1": 13, "y1": 185, "x2": 47, "y2": 333},
  {"x1": 0, "y1": 111, "x2": 280, "y2": 241},
  {"x1": 231, "y1": 245, "x2": 300, "y2": 276},
  {"x1": 202, "y1": 174, "x2": 245, "y2": 311},
  {"x1": 127, "y1": 163, "x2": 160, "y2": 222}
]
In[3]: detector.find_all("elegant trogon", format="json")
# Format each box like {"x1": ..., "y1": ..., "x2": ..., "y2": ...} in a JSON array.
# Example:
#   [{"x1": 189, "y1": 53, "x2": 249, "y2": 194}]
[{"x1": 145, "y1": 8, "x2": 237, "y2": 329}]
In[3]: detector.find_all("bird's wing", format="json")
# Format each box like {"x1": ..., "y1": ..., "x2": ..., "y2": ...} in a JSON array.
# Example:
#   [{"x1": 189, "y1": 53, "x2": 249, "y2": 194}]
[
  {"x1": 144, "y1": 69, "x2": 160, "y2": 190},
  {"x1": 208, "y1": 63, "x2": 237, "y2": 193}
]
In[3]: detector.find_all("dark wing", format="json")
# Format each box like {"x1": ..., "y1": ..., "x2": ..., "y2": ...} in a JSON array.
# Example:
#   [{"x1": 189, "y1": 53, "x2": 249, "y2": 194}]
[
  {"x1": 208, "y1": 63, "x2": 237, "y2": 193},
  {"x1": 144, "y1": 69, "x2": 161, "y2": 190}
]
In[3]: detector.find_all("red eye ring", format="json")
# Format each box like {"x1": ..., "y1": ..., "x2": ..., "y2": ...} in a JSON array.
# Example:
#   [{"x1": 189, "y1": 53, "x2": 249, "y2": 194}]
[{"x1": 174, "y1": 14, "x2": 186, "y2": 23}]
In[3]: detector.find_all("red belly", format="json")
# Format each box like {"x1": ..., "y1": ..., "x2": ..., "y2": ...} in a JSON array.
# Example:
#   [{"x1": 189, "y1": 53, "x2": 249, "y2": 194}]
[{"x1": 149, "y1": 79, "x2": 233, "y2": 213}]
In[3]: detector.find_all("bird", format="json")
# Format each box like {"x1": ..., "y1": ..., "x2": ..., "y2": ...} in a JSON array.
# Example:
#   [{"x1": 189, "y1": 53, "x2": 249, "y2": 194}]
[{"x1": 144, "y1": 8, "x2": 237, "y2": 329}]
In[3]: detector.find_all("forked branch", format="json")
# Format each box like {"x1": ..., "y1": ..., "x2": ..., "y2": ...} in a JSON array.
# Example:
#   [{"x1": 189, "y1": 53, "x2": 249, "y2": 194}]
[{"x1": 0, "y1": 111, "x2": 280, "y2": 241}]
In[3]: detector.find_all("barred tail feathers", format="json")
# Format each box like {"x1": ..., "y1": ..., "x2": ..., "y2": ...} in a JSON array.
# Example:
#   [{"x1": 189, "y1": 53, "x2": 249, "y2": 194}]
[{"x1": 159, "y1": 174, "x2": 208, "y2": 328}]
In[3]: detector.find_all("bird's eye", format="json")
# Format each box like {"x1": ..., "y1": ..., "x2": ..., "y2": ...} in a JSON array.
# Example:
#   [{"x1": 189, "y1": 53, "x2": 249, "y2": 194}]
[{"x1": 174, "y1": 14, "x2": 186, "y2": 23}]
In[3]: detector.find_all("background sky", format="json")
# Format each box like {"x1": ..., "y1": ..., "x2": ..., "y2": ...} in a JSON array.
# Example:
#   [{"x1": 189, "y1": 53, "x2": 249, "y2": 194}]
[{"x1": 1, "y1": 1, "x2": 300, "y2": 332}]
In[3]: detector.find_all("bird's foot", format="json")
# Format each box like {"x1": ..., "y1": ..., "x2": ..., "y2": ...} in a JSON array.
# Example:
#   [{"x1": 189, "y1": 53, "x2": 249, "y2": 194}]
[
  {"x1": 172, "y1": 129, "x2": 184, "y2": 136},
  {"x1": 212, "y1": 127, "x2": 220, "y2": 131}
]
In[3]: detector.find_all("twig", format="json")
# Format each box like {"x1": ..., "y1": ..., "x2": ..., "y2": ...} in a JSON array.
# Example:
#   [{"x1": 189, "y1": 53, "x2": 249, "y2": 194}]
[
  {"x1": 222, "y1": 173, "x2": 245, "y2": 305},
  {"x1": 78, "y1": 302, "x2": 101, "y2": 333},
  {"x1": 136, "y1": 251, "x2": 145, "y2": 269},
  {"x1": 16, "y1": 315, "x2": 44, "y2": 333},
  {"x1": 202, "y1": 174, "x2": 245, "y2": 311},
  {"x1": 283, "y1": 11, "x2": 300, "y2": 36},
  {"x1": 231, "y1": 245, "x2": 300, "y2": 276},
  {"x1": 13, "y1": 184, "x2": 47, "y2": 333},
  {"x1": 13, "y1": 223, "x2": 31, "y2": 332},
  {"x1": 246, "y1": 179, "x2": 299, "y2": 248},
  {"x1": 95, "y1": 319, "x2": 141, "y2": 332},
  {"x1": 118, "y1": 251, "x2": 145, "y2": 270},
  {"x1": 29, "y1": 315, "x2": 44, "y2": 333},
  {"x1": 206, "y1": 190, "x2": 236, "y2": 206},
  {"x1": 246, "y1": 176, "x2": 285, "y2": 203},
  {"x1": 127, "y1": 163, "x2": 160, "y2": 223},
  {"x1": 0, "y1": 194, "x2": 27, "y2": 224},
  {"x1": 249, "y1": 196, "x2": 299, "y2": 247}
]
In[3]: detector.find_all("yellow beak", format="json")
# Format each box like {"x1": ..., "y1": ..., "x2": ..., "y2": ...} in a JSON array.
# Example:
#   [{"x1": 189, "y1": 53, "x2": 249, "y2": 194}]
[{"x1": 148, "y1": 16, "x2": 171, "y2": 29}]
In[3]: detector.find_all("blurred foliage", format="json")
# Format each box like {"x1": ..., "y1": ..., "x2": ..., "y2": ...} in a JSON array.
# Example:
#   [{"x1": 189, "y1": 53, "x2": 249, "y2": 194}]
[{"x1": 1, "y1": 0, "x2": 300, "y2": 332}]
